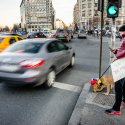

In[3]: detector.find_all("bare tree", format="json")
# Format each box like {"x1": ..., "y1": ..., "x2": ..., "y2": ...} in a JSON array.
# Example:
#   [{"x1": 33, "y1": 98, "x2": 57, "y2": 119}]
[
  {"x1": 92, "y1": 17, "x2": 100, "y2": 27},
  {"x1": 12, "y1": 24, "x2": 19, "y2": 32},
  {"x1": 3, "y1": 26, "x2": 10, "y2": 32},
  {"x1": 56, "y1": 18, "x2": 67, "y2": 29},
  {"x1": 0, "y1": 26, "x2": 3, "y2": 32}
]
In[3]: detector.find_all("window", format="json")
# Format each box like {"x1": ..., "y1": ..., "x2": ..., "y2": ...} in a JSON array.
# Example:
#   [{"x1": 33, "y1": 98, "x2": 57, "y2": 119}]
[
  {"x1": 0, "y1": 38, "x2": 3, "y2": 43},
  {"x1": 82, "y1": 4, "x2": 85, "y2": 9},
  {"x1": 82, "y1": 12, "x2": 85, "y2": 17},
  {"x1": 80, "y1": 30, "x2": 86, "y2": 33},
  {"x1": 82, "y1": 0, "x2": 86, "y2": 2},
  {"x1": 56, "y1": 41, "x2": 67, "y2": 51},
  {"x1": 17, "y1": 37, "x2": 23, "y2": 41},
  {"x1": 88, "y1": 4, "x2": 92, "y2": 8},
  {"x1": 47, "y1": 42, "x2": 58, "y2": 53},
  {"x1": 37, "y1": 32, "x2": 46, "y2": 38},
  {"x1": 9, "y1": 38, "x2": 16, "y2": 44},
  {"x1": 95, "y1": 3, "x2": 98, "y2": 7},
  {"x1": 5, "y1": 42, "x2": 44, "y2": 54},
  {"x1": 57, "y1": 29, "x2": 66, "y2": 33}
]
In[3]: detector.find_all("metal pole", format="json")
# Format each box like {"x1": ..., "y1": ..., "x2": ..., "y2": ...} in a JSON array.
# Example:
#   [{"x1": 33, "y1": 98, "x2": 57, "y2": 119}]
[
  {"x1": 88, "y1": 18, "x2": 89, "y2": 31},
  {"x1": 99, "y1": 0, "x2": 104, "y2": 78},
  {"x1": 110, "y1": 18, "x2": 116, "y2": 64}
]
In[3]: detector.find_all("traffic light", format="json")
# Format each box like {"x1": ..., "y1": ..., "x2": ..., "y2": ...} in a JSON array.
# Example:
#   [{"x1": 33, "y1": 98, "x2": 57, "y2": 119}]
[{"x1": 106, "y1": 0, "x2": 119, "y2": 18}]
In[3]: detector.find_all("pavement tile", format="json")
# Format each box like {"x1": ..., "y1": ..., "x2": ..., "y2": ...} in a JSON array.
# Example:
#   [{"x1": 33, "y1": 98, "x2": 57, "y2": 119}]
[
  {"x1": 68, "y1": 86, "x2": 125, "y2": 125},
  {"x1": 80, "y1": 104, "x2": 125, "y2": 125}
]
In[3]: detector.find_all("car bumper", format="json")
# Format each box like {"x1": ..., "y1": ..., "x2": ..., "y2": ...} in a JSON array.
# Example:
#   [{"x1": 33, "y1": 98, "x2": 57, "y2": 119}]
[
  {"x1": 78, "y1": 35, "x2": 87, "y2": 38},
  {"x1": 56, "y1": 36, "x2": 67, "y2": 40},
  {"x1": 0, "y1": 70, "x2": 47, "y2": 86}
]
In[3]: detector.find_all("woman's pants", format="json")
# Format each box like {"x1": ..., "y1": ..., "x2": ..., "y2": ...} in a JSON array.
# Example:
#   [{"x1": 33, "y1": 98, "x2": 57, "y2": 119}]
[{"x1": 113, "y1": 78, "x2": 125, "y2": 111}]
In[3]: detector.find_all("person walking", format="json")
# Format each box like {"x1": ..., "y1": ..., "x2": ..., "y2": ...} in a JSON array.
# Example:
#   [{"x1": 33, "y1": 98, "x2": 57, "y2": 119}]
[{"x1": 105, "y1": 25, "x2": 125, "y2": 115}]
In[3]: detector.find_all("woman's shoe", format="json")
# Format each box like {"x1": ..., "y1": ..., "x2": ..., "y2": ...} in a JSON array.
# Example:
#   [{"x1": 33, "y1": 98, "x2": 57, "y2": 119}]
[{"x1": 105, "y1": 108, "x2": 121, "y2": 115}]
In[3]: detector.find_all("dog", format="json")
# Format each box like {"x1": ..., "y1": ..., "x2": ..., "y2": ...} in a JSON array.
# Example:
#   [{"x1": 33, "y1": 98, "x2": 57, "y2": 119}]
[{"x1": 90, "y1": 75, "x2": 114, "y2": 95}]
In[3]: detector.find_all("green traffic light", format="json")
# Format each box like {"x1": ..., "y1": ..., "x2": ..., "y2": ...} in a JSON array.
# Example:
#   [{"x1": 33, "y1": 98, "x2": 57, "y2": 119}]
[
  {"x1": 108, "y1": 6, "x2": 117, "y2": 15},
  {"x1": 106, "y1": 0, "x2": 119, "y2": 18}
]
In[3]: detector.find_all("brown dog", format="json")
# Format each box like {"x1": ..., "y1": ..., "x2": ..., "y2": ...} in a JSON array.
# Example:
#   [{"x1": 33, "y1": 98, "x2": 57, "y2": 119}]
[{"x1": 91, "y1": 75, "x2": 114, "y2": 95}]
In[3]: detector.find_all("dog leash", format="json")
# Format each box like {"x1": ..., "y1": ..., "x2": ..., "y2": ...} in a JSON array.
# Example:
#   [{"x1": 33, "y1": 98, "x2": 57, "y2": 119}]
[{"x1": 99, "y1": 60, "x2": 116, "y2": 79}]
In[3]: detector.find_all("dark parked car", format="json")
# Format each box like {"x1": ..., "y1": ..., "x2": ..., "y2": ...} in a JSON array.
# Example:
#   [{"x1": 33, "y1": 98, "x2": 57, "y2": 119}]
[
  {"x1": 27, "y1": 32, "x2": 46, "y2": 38},
  {"x1": 54, "y1": 29, "x2": 72, "y2": 42},
  {"x1": 0, "y1": 38, "x2": 75, "y2": 87}
]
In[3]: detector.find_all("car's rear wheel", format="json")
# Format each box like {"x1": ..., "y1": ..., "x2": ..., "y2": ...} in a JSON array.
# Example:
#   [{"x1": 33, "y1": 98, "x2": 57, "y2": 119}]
[
  {"x1": 69, "y1": 56, "x2": 75, "y2": 67},
  {"x1": 45, "y1": 70, "x2": 56, "y2": 88}
]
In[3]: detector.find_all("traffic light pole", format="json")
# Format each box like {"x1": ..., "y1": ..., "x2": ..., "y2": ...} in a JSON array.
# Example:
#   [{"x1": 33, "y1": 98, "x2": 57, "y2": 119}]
[
  {"x1": 110, "y1": 18, "x2": 116, "y2": 64},
  {"x1": 99, "y1": 1, "x2": 104, "y2": 78}
]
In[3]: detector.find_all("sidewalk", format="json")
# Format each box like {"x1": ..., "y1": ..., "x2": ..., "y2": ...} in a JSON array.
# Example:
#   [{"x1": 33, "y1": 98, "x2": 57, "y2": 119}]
[
  {"x1": 68, "y1": 83, "x2": 125, "y2": 125},
  {"x1": 68, "y1": 36, "x2": 124, "y2": 125}
]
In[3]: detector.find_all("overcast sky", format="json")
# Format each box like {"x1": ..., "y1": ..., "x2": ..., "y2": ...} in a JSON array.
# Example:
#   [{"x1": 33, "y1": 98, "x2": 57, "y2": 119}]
[{"x1": 0, "y1": 0, "x2": 77, "y2": 27}]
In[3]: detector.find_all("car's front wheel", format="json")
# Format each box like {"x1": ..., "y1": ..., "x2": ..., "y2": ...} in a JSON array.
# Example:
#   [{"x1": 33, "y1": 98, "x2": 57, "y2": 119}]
[
  {"x1": 69, "y1": 56, "x2": 75, "y2": 67},
  {"x1": 45, "y1": 70, "x2": 56, "y2": 88}
]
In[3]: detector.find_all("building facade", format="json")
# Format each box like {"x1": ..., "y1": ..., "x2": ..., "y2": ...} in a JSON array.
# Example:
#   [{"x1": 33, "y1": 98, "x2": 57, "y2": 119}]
[
  {"x1": 75, "y1": 0, "x2": 125, "y2": 30},
  {"x1": 73, "y1": 2, "x2": 80, "y2": 28},
  {"x1": 20, "y1": 0, "x2": 55, "y2": 32},
  {"x1": 77, "y1": 0, "x2": 96, "y2": 29}
]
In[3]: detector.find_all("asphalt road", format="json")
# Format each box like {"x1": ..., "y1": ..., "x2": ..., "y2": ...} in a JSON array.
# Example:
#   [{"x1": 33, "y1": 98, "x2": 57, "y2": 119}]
[{"x1": 0, "y1": 36, "x2": 112, "y2": 125}]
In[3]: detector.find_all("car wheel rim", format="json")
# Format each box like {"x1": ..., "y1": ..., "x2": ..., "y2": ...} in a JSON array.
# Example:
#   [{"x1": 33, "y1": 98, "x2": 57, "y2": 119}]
[
  {"x1": 71, "y1": 56, "x2": 75, "y2": 66},
  {"x1": 47, "y1": 71, "x2": 55, "y2": 86}
]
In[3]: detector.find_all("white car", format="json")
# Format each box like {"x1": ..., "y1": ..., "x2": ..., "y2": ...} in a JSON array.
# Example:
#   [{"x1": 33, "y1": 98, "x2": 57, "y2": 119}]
[
  {"x1": 78, "y1": 30, "x2": 87, "y2": 39},
  {"x1": 43, "y1": 31, "x2": 51, "y2": 38}
]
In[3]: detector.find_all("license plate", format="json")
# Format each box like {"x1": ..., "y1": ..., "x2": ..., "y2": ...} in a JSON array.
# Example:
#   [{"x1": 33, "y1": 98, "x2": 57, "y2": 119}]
[{"x1": 0, "y1": 65, "x2": 19, "y2": 72}]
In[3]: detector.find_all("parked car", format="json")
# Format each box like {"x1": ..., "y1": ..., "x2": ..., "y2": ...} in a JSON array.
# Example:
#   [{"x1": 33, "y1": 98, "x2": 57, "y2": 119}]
[
  {"x1": 0, "y1": 32, "x2": 23, "y2": 37},
  {"x1": 54, "y1": 29, "x2": 72, "y2": 42},
  {"x1": 49, "y1": 30, "x2": 57, "y2": 38},
  {"x1": 78, "y1": 30, "x2": 87, "y2": 39},
  {"x1": 27, "y1": 32, "x2": 46, "y2": 38},
  {"x1": 0, "y1": 35, "x2": 24, "y2": 52},
  {"x1": 0, "y1": 38, "x2": 75, "y2": 87},
  {"x1": 17, "y1": 31, "x2": 27, "y2": 35},
  {"x1": 43, "y1": 31, "x2": 52, "y2": 38},
  {"x1": 105, "y1": 30, "x2": 111, "y2": 37}
]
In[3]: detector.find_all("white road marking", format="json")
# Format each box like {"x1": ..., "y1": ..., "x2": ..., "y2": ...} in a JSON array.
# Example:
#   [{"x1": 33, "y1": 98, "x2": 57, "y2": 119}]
[{"x1": 53, "y1": 82, "x2": 82, "y2": 93}]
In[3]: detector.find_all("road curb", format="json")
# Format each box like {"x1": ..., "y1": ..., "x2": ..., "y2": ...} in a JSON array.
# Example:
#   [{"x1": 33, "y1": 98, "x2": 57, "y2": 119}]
[{"x1": 68, "y1": 83, "x2": 91, "y2": 125}]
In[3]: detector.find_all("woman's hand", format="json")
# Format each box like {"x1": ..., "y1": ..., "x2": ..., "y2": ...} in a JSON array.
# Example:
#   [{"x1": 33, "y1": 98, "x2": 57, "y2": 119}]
[{"x1": 112, "y1": 49, "x2": 117, "y2": 54}]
